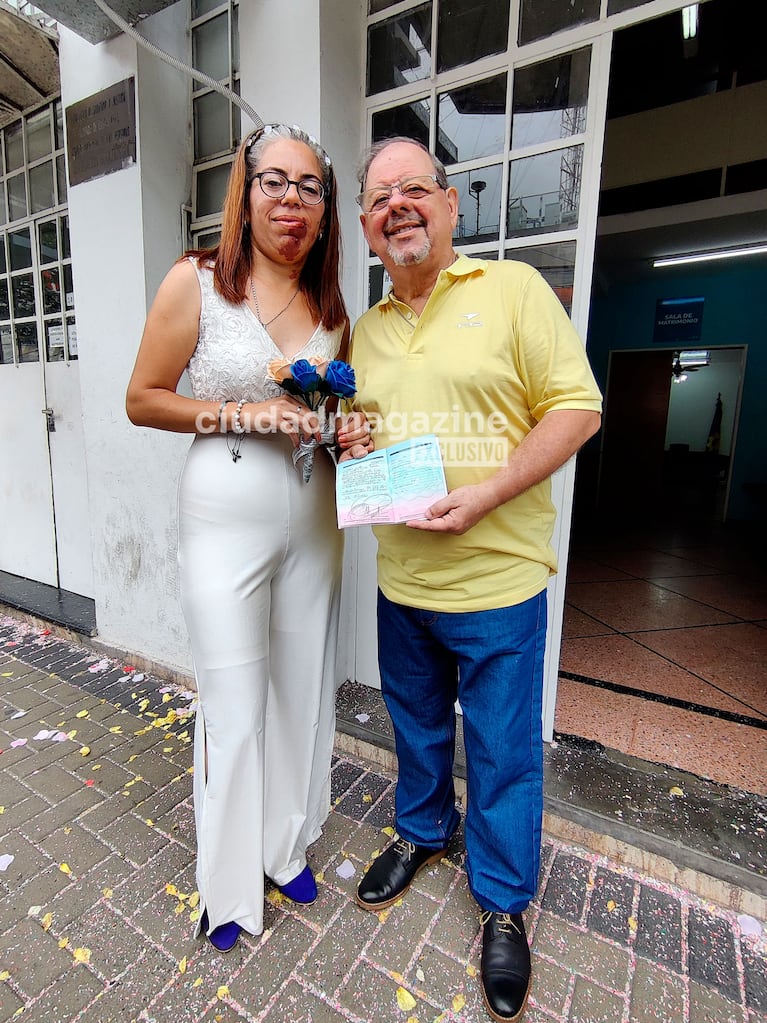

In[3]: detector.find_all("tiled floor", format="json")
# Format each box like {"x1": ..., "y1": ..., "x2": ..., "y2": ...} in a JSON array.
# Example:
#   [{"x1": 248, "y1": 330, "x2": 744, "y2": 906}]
[{"x1": 557, "y1": 520, "x2": 767, "y2": 795}]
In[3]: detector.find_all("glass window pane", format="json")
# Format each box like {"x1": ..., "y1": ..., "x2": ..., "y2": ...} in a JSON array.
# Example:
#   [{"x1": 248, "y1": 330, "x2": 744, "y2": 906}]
[
  {"x1": 193, "y1": 0, "x2": 224, "y2": 16},
  {"x1": 12, "y1": 274, "x2": 36, "y2": 317},
  {"x1": 54, "y1": 100, "x2": 64, "y2": 149},
  {"x1": 0, "y1": 279, "x2": 9, "y2": 319},
  {"x1": 506, "y1": 240, "x2": 576, "y2": 313},
  {"x1": 507, "y1": 146, "x2": 583, "y2": 238},
  {"x1": 66, "y1": 317, "x2": 78, "y2": 359},
  {"x1": 194, "y1": 91, "x2": 232, "y2": 159},
  {"x1": 196, "y1": 163, "x2": 231, "y2": 218},
  {"x1": 231, "y1": 5, "x2": 239, "y2": 74},
  {"x1": 367, "y1": 3, "x2": 432, "y2": 96},
  {"x1": 9, "y1": 229, "x2": 32, "y2": 271},
  {"x1": 42, "y1": 267, "x2": 61, "y2": 314},
  {"x1": 64, "y1": 263, "x2": 74, "y2": 310},
  {"x1": 438, "y1": 0, "x2": 509, "y2": 74},
  {"x1": 30, "y1": 161, "x2": 55, "y2": 213},
  {"x1": 372, "y1": 98, "x2": 431, "y2": 148},
  {"x1": 26, "y1": 107, "x2": 52, "y2": 162},
  {"x1": 57, "y1": 155, "x2": 67, "y2": 205},
  {"x1": 0, "y1": 325, "x2": 12, "y2": 364},
  {"x1": 511, "y1": 49, "x2": 590, "y2": 150},
  {"x1": 193, "y1": 13, "x2": 230, "y2": 82},
  {"x1": 0, "y1": 239, "x2": 5, "y2": 274},
  {"x1": 38, "y1": 221, "x2": 58, "y2": 264},
  {"x1": 46, "y1": 320, "x2": 66, "y2": 362},
  {"x1": 5, "y1": 123, "x2": 24, "y2": 172},
  {"x1": 519, "y1": 0, "x2": 599, "y2": 46},
  {"x1": 449, "y1": 164, "x2": 502, "y2": 245},
  {"x1": 607, "y1": 0, "x2": 651, "y2": 12},
  {"x1": 62, "y1": 216, "x2": 70, "y2": 259},
  {"x1": 368, "y1": 263, "x2": 391, "y2": 305},
  {"x1": 8, "y1": 174, "x2": 28, "y2": 222},
  {"x1": 369, "y1": 0, "x2": 399, "y2": 12},
  {"x1": 437, "y1": 74, "x2": 506, "y2": 166},
  {"x1": 195, "y1": 229, "x2": 221, "y2": 249},
  {"x1": 15, "y1": 323, "x2": 39, "y2": 363},
  {"x1": 0, "y1": 183, "x2": 6, "y2": 227}
]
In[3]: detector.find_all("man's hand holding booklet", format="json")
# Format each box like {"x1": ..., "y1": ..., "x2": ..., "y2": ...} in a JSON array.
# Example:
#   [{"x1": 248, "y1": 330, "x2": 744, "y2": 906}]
[{"x1": 336, "y1": 434, "x2": 447, "y2": 527}]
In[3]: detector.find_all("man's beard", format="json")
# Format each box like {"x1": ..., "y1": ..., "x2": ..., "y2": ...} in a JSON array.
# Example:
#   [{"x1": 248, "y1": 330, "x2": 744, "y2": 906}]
[{"x1": 387, "y1": 234, "x2": 431, "y2": 267}]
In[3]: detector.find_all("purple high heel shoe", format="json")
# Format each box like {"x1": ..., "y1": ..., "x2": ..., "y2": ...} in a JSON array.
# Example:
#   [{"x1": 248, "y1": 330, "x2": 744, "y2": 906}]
[{"x1": 278, "y1": 865, "x2": 318, "y2": 905}]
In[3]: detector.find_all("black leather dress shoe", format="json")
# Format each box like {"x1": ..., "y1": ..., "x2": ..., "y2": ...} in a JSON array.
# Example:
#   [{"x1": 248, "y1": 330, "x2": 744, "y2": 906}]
[
  {"x1": 356, "y1": 837, "x2": 447, "y2": 910},
  {"x1": 480, "y1": 911, "x2": 531, "y2": 1022}
]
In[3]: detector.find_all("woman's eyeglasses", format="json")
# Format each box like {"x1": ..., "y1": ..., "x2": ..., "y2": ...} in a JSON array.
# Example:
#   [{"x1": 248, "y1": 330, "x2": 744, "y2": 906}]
[{"x1": 252, "y1": 171, "x2": 326, "y2": 205}]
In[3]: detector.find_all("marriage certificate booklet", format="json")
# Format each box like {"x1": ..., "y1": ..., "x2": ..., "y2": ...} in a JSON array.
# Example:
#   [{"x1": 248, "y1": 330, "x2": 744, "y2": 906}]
[{"x1": 336, "y1": 434, "x2": 448, "y2": 527}]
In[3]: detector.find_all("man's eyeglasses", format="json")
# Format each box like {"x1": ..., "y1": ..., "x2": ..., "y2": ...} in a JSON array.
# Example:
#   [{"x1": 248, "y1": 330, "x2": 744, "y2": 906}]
[
  {"x1": 356, "y1": 175, "x2": 443, "y2": 214},
  {"x1": 252, "y1": 171, "x2": 326, "y2": 205}
]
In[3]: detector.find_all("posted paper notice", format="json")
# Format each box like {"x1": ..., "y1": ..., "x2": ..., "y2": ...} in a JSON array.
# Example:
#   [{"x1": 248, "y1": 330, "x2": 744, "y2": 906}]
[{"x1": 336, "y1": 434, "x2": 448, "y2": 527}]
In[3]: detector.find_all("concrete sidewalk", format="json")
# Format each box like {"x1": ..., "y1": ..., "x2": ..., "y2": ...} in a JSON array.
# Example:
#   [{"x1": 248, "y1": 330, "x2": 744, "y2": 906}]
[{"x1": 0, "y1": 613, "x2": 765, "y2": 1023}]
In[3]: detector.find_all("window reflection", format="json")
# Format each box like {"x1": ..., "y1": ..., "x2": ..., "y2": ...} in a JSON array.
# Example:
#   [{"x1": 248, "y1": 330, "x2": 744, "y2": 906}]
[
  {"x1": 5, "y1": 123, "x2": 24, "y2": 173},
  {"x1": 367, "y1": 3, "x2": 432, "y2": 95},
  {"x1": 449, "y1": 164, "x2": 502, "y2": 244},
  {"x1": 195, "y1": 90, "x2": 232, "y2": 159},
  {"x1": 438, "y1": 0, "x2": 509, "y2": 73},
  {"x1": 42, "y1": 267, "x2": 61, "y2": 314},
  {"x1": 607, "y1": 0, "x2": 651, "y2": 12},
  {"x1": 26, "y1": 108, "x2": 52, "y2": 162},
  {"x1": 0, "y1": 279, "x2": 8, "y2": 320},
  {"x1": 15, "y1": 323, "x2": 39, "y2": 363},
  {"x1": 13, "y1": 274, "x2": 35, "y2": 318},
  {"x1": 9, "y1": 229, "x2": 32, "y2": 271},
  {"x1": 519, "y1": 0, "x2": 599, "y2": 45},
  {"x1": 507, "y1": 240, "x2": 576, "y2": 314},
  {"x1": 8, "y1": 174, "x2": 27, "y2": 222},
  {"x1": 38, "y1": 222, "x2": 58, "y2": 265},
  {"x1": 30, "y1": 162, "x2": 55, "y2": 214},
  {"x1": 193, "y1": 13, "x2": 230, "y2": 82},
  {"x1": 0, "y1": 325, "x2": 12, "y2": 365},
  {"x1": 196, "y1": 163, "x2": 231, "y2": 217},
  {"x1": 437, "y1": 75, "x2": 506, "y2": 166},
  {"x1": 511, "y1": 49, "x2": 590, "y2": 151},
  {"x1": 372, "y1": 99, "x2": 431, "y2": 148},
  {"x1": 46, "y1": 320, "x2": 66, "y2": 362},
  {"x1": 507, "y1": 147, "x2": 583, "y2": 237}
]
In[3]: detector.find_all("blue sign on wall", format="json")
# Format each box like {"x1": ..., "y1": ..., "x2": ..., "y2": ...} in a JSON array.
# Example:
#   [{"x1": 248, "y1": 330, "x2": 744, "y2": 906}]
[{"x1": 654, "y1": 297, "x2": 704, "y2": 343}]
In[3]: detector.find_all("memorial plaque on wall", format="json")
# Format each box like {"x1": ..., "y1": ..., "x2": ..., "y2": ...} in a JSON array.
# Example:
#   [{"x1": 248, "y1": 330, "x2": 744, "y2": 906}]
[{"x1": 66, "y1": 78, "x2": 137, "y2": 187}]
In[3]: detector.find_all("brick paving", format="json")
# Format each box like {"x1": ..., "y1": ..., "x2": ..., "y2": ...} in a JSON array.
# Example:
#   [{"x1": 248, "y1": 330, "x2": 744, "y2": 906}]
[{"x1": 0, "y1": 614, "x2": 766, "y2": 1023}]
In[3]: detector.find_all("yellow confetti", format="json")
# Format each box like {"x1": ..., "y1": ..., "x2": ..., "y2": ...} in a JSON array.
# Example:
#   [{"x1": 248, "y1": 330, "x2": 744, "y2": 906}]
[
  {"x1": 396, "y1": 987, "x2": 417, "y2": 1012},
  {"x1": 382, "y1": 826, "x2": 395, "y2": 837},
  {"x1": 138, "y1": 699, "x2": 150, "y2": 713},
  {"x1": 190, "y1": 909, "x2": 200, "y2": 922},
  {"x1": 76, "y1": 710, "x2": 90, "y2": 719},
  {"x1": 73, "y1": 947, "x2": 91, "y2": 963},
  {"x1": 12, "y1": 1009, "x2": 24, "y2": 1018},
  {"x1": 216, "y1": 985, "x2": 229, "y2": 1000},
  {"x1": 64, "y1": 827, "x2": 72, "y2": 835},
  {"x1": 166, "y1": 884, "x2": 179, "y2": 896},
  {"x1": 0, "y1": 807, "x2": 4, "y2": 814},
  {"x1": 145, "y1": 819, "x2": 154, "y2": 827},
  {"x1": 193, "y1": 977, "x2": 203, "y2": 987},
  {"x1": 178, "y1": 957, "x2": 187, "y2": 974},
  {"x1": 67, "y1": 730, "x2": 77, "y2": 739},
  {"x1": 109, "y1": 726, "x2": 123, "y2": 734},
  {"x1": 452, "y1": 994, "x2": 465, "y2": 1012},
  {"x1": 315, "y1": 872, "x2": 324, "y2": 884},
  {"x1": 1, "y1": 672, "x2": 14, "y2": 677},
  {"x1": 174, "y1": 903, "x2": 186, "y2": 915},
  {"x1": 607, "y1": 899, "x2": 617, "y2": 912},
  {"x1": 92, "y1": 764, "x2": 102, "y2": 770},
  {"x1": 629, "y1": 916, "x2": 638, "y2": 933},
  {"x1": 669, "y1": 786, "x2": 684, "y2": 797},
  {"x1": 362, "y1": 793, "x2": 373, "y2": 803},
  {"x1": 58, "y1": 937, "x2": 70, "y2": 949},
  {"x1": 80, "y1": 747, "x2": 91, "y2": 757},
  {"x1": 0, "y1": 970, "x2": 10, "y2": 981},
  {"x1": 466, "y1": 964, "x2": 477, "y2": 977},
  {"x1": 41, "y1": 913, "x2": 53, "y2": 932},
  {"x1": 59, "y1": 863, "x2": 72, "y2": 876},
  {"x1": 103, "y1": 888, "x2": 113, "y2": 899},
  {"x1": 128, "y1": 754, "x2": 139, "y2": 763},
  {"x1": 188, "y1": 892, "x2": 200, "y2": 908},
  {"x1": 266, "y1": 889, "x2": 285, "y2": 906},
  {"x1": 163, "y1": 693, "x2": 172, "y2": 703}
]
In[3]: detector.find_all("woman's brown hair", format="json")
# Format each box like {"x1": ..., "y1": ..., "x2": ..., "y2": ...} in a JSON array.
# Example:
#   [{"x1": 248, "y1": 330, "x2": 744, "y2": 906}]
[{"x1": 187, "y1": 124, "x2": 346, "y2": 331}]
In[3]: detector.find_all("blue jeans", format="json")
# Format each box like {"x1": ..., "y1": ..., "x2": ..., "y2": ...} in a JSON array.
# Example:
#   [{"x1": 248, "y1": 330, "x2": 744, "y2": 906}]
[{"x1": 377, "y1": 589, "x2": 546, "y2": 914}]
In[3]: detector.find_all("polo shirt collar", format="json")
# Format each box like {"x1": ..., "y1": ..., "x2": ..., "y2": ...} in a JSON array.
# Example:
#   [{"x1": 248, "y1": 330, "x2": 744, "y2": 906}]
[{"x1": 377, "y1": 252, "x2": 486, "y2": 309}]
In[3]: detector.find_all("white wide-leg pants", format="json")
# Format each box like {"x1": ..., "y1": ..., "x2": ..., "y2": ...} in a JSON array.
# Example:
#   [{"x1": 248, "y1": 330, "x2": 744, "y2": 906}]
[{"x1": 178, "y1": 432, "x2": 342, "y2": 937}]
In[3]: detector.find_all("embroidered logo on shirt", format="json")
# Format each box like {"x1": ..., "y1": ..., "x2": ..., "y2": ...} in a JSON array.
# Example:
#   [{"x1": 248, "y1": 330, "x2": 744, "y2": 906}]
[{"x1": 457, "y1": 312, "x2": 483, "y2": 328}]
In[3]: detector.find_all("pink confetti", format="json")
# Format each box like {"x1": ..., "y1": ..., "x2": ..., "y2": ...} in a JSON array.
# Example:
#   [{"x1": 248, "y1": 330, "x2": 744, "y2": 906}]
[
  {"x1": 10, "y1": 738, "x2": 27, "y2": 748},
  {"x1": 0, "y1": 854, "x2": 14, "y2": 871}
]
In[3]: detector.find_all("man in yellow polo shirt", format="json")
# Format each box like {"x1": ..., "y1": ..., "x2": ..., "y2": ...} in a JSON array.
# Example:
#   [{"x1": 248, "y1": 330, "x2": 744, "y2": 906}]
[{"x1": 347, "y1": 137, "x2": 602, "y2": 1023}]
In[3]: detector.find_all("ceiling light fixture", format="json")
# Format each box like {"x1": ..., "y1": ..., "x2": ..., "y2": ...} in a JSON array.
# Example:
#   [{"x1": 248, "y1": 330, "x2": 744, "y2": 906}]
[
  {"x1": 653, "y1": 244, "x2": 767, "y2": 269},
  {"x1": 682, "y1": 4, "x2": 699, "y2": 40}
]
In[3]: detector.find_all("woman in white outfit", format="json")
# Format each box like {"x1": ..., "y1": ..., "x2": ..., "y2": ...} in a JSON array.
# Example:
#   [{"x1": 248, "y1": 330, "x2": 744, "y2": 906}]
[{"x1": 126, "y1": 123, "x2": 369, "y2": 952}]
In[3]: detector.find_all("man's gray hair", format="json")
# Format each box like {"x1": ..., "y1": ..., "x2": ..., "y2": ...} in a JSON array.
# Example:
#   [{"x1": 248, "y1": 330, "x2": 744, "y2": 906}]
[{"x1": 356, "y1": 137, "x2": 449, "y2": 190}]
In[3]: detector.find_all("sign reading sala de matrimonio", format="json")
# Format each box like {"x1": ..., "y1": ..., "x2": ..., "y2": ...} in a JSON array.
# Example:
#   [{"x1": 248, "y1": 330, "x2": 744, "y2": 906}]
[
  {"x1": 653, "y1": 296, "x2": 704, "y2": 344},
  {"x1": 65, "y1": 78, "x2": 136, "y2": 187}
]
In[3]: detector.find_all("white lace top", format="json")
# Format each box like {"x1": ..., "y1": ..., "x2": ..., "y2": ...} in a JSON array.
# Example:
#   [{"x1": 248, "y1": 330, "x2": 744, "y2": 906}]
[{"x1": 186, "y1": 259, "x2": 343, "y2": 402}]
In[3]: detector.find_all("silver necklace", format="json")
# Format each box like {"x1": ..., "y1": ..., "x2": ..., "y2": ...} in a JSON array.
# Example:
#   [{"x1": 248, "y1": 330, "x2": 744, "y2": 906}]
[{"x1": 250, "y1": 277, "x2": 299, "y2": 328}]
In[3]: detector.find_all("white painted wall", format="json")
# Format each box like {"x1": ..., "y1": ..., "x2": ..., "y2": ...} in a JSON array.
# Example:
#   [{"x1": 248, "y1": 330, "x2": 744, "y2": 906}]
[{"x1": 60, "y1": 3, "x2": 193, "y2": 672}]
